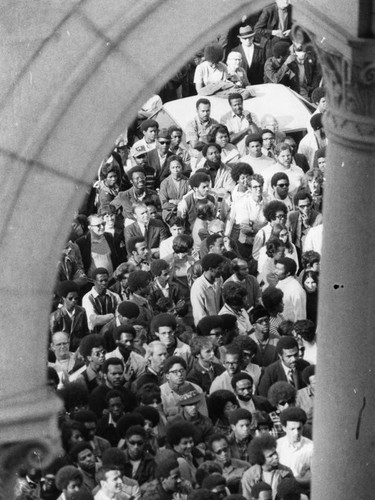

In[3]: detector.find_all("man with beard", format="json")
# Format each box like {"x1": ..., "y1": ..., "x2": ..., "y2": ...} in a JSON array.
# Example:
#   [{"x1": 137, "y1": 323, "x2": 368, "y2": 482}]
[
  {"x1": 200, "y1": 143, "x2": 235, "y2": 200},
  {"x1": 160, "y1": 356, "x2": 208, "y2": 418},
  {"x1": 96, "y1": 390, "x2": 126, "y2": 446},
  {"x1": 249, "y1": 305, "x2": 279, "y2": 368},
  {"x1": 297, "y1": 113, "x2": 327, "y2": 169},
  {"x1": 208, "y1": 433, "x2": 250, "y2": 493},
  {"x1": 231, "y1": 373, "x2": 272, "y2": 416},
  {"x1": 89, "y1": 358, "x2": 137, "y2": 418},
  {"x1": 82, "y1": 268, "x2": 121, "y2": 333},
  {"x1": 210, "y1": 346, "x2": 244, "y2": 394},
  {"x1": 70, "y1": 442, "x2": 98, "y2": 492},
  {"x1": 106, "y1": 325, "x2": 146, "y2": 384},
  {"x1": 228, "y1": 408, "x2": 253, "y2": 462},
  {"x1": 185, "y1": 98, "x2": 218, "y2": 158}
]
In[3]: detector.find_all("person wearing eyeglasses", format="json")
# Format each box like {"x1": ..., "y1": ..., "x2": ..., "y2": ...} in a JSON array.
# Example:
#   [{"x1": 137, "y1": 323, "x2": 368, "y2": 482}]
[
  {"x1": 210, "y1": 346, "x2": 245, "y2": 394},
  {"x1": 267, "y1": 381, "x2": 297, "y2": 439},
  {"x1": 120, "y1": 425, "x2": 156, "y2": 486},
  {"x1": 71, "y1": 334, "x2": 106, "y2": 392},
  {"x1": 269, "y1": 172, "x2": 295, "y2": 212},
  {"x1": 146, "y1": 129, "x2": 174, "y2": 188},
  {"x1": 160, "y1": 356, "x2": 207, "y2": 419},
  {"x1": 48, "y1": 331, "x2": 82, "y2": 388},
  {"x1": 208, "y1": 433, "x2": 250, "y2": 494},
  {"x1": 249, "y1": 305, "x2": 279, "y2": 368}
]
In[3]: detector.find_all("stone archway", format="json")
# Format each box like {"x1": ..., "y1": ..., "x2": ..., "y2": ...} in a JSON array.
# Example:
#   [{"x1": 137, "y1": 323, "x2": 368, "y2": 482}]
[{"x1": 0, "y1": 0, "x2": 271, "y2": 489}]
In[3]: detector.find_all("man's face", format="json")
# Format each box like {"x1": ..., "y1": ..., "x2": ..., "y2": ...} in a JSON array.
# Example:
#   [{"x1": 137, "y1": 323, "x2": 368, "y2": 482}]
[
  {"x1": 309, "y1": 374, "x2": 316, "y2": 395},
  {"x1": 284, "y1": 138, "x2": 296, "y2": 154},
  {"x1": 274, "y1": 178, "x2": 290, "y2": 199},
  {"x1": 157, "y1": 268, "x2": 170, "y2": 287},
  {"x1": 147, "y1": 205, "x2": 157, "y2": 219},
  {"x1": 143, "y1": 126, "x2": 158, "y2": 142},
  {"x1": 262, "y1": 133, "x2": 275, "y2": 151},
  {"x1": 150, "y1": 344, "x2": 168, "y2": 371},
  {"x1": 134, "y1": 242, "x2": 149, "y2": 260},
  {"x1": 206, "y1": 145, "x2": 221, "y2": 164},
  {"x1": 90, "y1": 216, "x2": 106, "y2": 236},
  {"x1": 317, "y1": 157, "x2": 326, "y2": 170},
  {"x1": 131, "y1": 172, "x2": 146, "y2": 190},
  {"x1": 236, "y1": 260, "x2": 249, "y2": 279},
  {"x1": 174, "y1": 436, "x2": 194, "y2": 456},
  {"x1": 277, "y1": 149, "x2": 292, "y2": 168},
  {"x1": 254, "y1": 316, "x2": 270, "y2": 339},
  {"x1": 248, "y1": 141, "x2": 262, "y2": 158},
  {"x1": 210, "y1": 237, "x2": 224, "y2": 255},
  {"x1": 250, "y1": 179, "x2": 263, "y2": 201},
  {"x1": 228, "y1": 54, "x2": 242, "y2": 69},
  {"x1": 105, "y1": 364, "x2": 124, "y2": 388},
  {"x1": 284, "y1": 420, "x2": 303, "y2": 445},
  {"x1": 197, "y1": 103, "x2": 211, "y2": 122},
  {"x1": 77, "y1": 448, "x2": 96, "y2": 473},
  {"x1": 117, "y1": 332, "x2": 134, "y2": 354},
  {"x1": 134, "y1": 206, "x2": 150, "y2": 225},
  {"x1": 65, "y1": 480, "x2": 82, "y2": 500},
  {"x1": 196, "y1": 181, "x2": 210, "y2": 198},
  {"x1": 224, "y1": 354, "x2": 240, "y2": 376},
  {"x1": 83, "y1": 421, "x2": 97, "y2": 440},
  {"x1": 166, "y1": 363, "x2": 186, "y2": 386},
  {"x1": 170, "y1": 160, "x2": 183, "y2": 177},
  {"x1": 275, "y1": 262, "x2": 287, "y2": 280},
  {"x1": 235, "y1": 379, "x2": 253, "y2": 402},
  {"x1": 198, "y1": 345, "x2": 215, "y2": 364},
  {"x1": 170, "y1": 224, "x2": 184, "y2": 237},
  {"x1": 101, "y1": 470, "x2": 123, "y2": 495},
  {"x1": 297, "y1": 198, "x2": 312, "y2": 221},
  {"x1": 280, "y1": 347, "x2": 299, "y2": 369},
  {"x1": 211, "y1": 438, "x2": 230, "y2": 464},
  {"x1": 263, "y1": 448, "x2": 279, "y2": 471},
  {"x1": 162, "y1": 467, "x2": 181, "y2": 493},
  {"x1": 240, "y1": 37, "x2": 254, "y2": 47},
  {"x1": 126, "y1": 433, "x2": 145, "y2": 460},
  {"x1": 273, "y1": 211, "x2": 287, "y2": 227},
  {"x1": 209, "y1": 327, "x2": 224, "y2": 347},
  {"x1": 170, "y1": 130, "x2": 182, "y2": 147},
  {"x1": 317, "y1": 97, "x2": 327, "y2": 113},
  {"x1": 88, "y1": 346, "x2": 106, "y2": 367},
  {"x1": 103, "y1": 212, "x2": 116, "y2": 228},
  {"x1": 230, "y1": 97, "x2": 243, "y2": 116},
  {"x1": 108, "y1": 396, "x2": 124, "y2": 420},
  {"x1": 95, "y1": 273, "x2": 109, "y2": 294},
  {"x1": 156, "y1": 325, "x2": 176, "y2": 348},
  {"x1": 51, "y1": 332, "x2": 70, "y2": 361},
  {"x1": 134, "y1": 153, "x2": 147, "y2": 167},
  {"x1": 231, "y1": 418, "x2": 251, "y2": 440},
  {"x1": 157, "y1": 136, "x2": 171, "y2": 155}
]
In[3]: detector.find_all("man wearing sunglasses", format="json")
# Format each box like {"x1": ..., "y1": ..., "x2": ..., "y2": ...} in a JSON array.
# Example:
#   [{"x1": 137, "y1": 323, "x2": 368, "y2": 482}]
[
  {"x1": 270, "y1": 172, "x2": 295, "y2": 212},
  {"x1": 146, "y1": 128, "x2": 174, "y2": 188}
]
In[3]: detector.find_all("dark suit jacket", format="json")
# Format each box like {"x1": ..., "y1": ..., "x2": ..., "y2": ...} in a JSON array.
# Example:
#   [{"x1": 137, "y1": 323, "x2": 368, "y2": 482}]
[
  {"x1": 124, "y1": 219, "x2": 169, "y2": 253},
  {"x1": 232, "y1": 43, "x2": 266, "y2": 85},
  {"x1": 257, "y1": 358, "x2": 310, "y2": 397},
  {"x1": 147, "y1": 149, "x2": 174, "y2": 187},
  {"x1": 76, "y1": 232, "x2": 119, "y2": 275},
  {"x1": 287, "y1": 210, "x2": 323, "y2": 247},
  {"x1": 294, "y1": 153, "x2": 309, "y2": 173},
  {"x1": 254, "y1": 4, "x2": 292, "y2": 56},
  {"x1": 287, "y1": 52, "x2": 322, "y2": 98}
]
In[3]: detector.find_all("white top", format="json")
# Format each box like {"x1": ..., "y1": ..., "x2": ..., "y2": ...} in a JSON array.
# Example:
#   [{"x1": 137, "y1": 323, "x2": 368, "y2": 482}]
[
  {"x1": 276, "y1": 276, "x2": 306, "y2": 322},
  {"x1": 303, "y1": 223, "x2": 323, "y2": 255},
  {"x1": 277, "y1": 435, "x2": 313, "y2": 477}
]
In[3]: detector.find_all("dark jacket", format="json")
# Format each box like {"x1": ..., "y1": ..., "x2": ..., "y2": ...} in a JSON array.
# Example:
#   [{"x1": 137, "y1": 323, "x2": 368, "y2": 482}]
[
  {"x1": 123, "y1": 449, "x2": 156, "y2": 486},
  {"x1": 255, "y1": 4, "x2": 292, "y2": 56},
  {"x1": 50, "y1": 305, "x2": 89, "y2": 351},
  {"x1": 124, "y1": 219, "x2": 169, "y2": 254},
  {"x1": 147, "y1": 149, "x2": 174, "y2": 188},
  {"x1": 232, "y1": 43, "x2": 266, "y2": 85},
  {"x1": 187, "y1": 361, "x2": 226, "y2": 395},
  {"x1": 257, "y1": 359, "x2": 310, "y2": 397},
  {"x1": 76, "y1": 232, "x2": 119, "y2": 275}
]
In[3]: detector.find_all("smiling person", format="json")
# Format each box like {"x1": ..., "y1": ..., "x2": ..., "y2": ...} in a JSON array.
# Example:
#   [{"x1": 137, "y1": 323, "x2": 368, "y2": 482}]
[
  {"x1": 95, "y1": 465, "x2": 127, "y2": 500},
  {"x1": 49, "y1": 331, "x2": 82, "y2": 388}
]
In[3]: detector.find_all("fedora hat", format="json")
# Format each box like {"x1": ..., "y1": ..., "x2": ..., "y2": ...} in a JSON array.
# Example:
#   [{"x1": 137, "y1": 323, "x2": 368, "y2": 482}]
[{"x1": 238, "y1": 25, "x2": 255, "y2": 38}]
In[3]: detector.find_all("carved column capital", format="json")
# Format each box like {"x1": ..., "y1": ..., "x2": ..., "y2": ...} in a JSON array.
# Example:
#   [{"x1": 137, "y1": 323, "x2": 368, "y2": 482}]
[{"x1": 292, "y1": 22, "x2": 375, "y2": 148}]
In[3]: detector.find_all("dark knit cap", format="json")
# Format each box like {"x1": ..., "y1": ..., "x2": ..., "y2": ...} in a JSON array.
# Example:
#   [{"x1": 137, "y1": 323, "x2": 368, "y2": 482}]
[{"x1": 272, "y1": 41, "x2": 290, "y2": 58}]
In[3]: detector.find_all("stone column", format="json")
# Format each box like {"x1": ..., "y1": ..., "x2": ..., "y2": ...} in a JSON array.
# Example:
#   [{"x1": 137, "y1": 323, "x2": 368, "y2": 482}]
[{"x1": 293, "y1": 3, "x2": 375, "y2": 498}]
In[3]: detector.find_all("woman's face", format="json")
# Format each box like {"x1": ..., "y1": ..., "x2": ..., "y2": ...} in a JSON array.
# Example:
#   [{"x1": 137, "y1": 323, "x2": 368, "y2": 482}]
[
  {"x1": 106, "y1": 171, "x2": 118, "y2": 187},
  {"x1": 308, "y1": 178, "x2": 322, "y2": 195},
  {"x1": 279, "y1": 229, "x2": 289, "y2": 244},
  {"x1": 216, "y1": 132, "x2": 229, "y2": 148},
  {"x1": 304, "y1": 276, "x2": 317, "y2": 293},
  {"x1": 170, "y1": 160, "x2": 183, "y2": 178}
]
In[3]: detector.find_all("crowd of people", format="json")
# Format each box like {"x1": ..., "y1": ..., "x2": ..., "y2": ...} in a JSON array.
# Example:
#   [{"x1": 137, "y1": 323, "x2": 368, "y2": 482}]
[{"x1": 18, "y1": 1, "x2": 327, "y2": 500}]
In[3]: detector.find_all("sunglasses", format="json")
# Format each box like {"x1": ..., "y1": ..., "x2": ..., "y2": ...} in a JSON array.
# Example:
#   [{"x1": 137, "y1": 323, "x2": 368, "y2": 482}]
[{"x1": 128, "y1": 440, "x2": 144, "y2": 446}]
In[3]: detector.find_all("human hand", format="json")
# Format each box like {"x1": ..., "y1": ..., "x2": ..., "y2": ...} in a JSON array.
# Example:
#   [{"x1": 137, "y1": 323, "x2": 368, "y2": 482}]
[
  {"x1": 283, "y1": 29, "x2": 291, "y2": 37},
  {"x1": 272, "y1": 29, "x2": 283, "y2": 37}
]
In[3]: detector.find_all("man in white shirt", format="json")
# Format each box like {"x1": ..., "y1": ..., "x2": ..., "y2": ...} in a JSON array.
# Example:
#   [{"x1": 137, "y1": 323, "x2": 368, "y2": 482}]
[
  {"x1": 241, "y1": 133, "x2": 276, "y2": 176},
  {"x1": 132, "y1": 119, "x2": 159, "y2": 152},
  {"x1": 275, "y1": 257, "x2": 306, "y2": 322},
  {"x1": 95, "y1": 465, "x2": 130, "y2": 500},
  {"x1": 277, "y1": 407, "x2": 313, "y2": 484},
  {"x1": 106, "y1": 325, "x2": 146, "y2": 382},
  {"x1": 298, "y1": 113, "x2": 327, "y2": 169}
]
